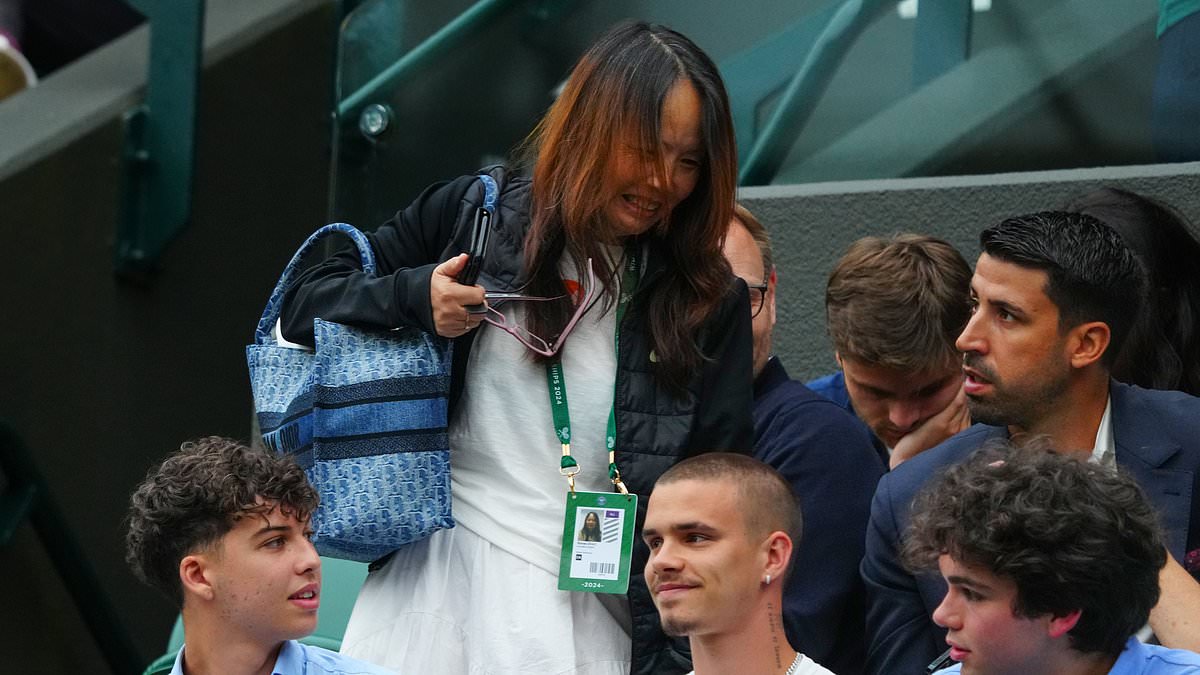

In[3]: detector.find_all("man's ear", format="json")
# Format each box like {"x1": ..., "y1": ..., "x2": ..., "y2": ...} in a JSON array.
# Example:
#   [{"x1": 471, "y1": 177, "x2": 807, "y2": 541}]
[
  {"x1": 1046, "y1": 608, "x2": 1082, "y2": 639},
  {"x1": 763, "y1": 531, "x2": 793, "y2": 581},
  {"x1": 180, "y1": 553, "x2": 216, "y2": 602},
  {"x1": 1066, "y1": 321, "x2": 1110, "y2": 369},
  {"x1": 766, "y1": 267, "x2": 778, "y2": 326},
  {"x1": 834, "y1": 352, "x2": 843, "y2": 370}
]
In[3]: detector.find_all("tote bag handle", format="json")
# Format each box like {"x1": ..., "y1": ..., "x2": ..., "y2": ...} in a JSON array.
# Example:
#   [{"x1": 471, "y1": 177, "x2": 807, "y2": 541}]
[{"x1": 253, "y1": 223, "x2": 376, "y2": 345}]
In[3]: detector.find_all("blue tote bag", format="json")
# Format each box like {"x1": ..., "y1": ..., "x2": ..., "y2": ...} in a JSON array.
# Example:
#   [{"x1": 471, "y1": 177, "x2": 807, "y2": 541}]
[{"x1": 246, "y1": 222, "x2": 455, "y2": 562}]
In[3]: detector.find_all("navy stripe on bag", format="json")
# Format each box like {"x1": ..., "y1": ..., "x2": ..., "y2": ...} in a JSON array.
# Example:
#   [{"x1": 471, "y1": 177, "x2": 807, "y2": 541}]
[
  {"x1": 246, "y1": 210, "x2": 471, "y2": 561},
  {"x1": 246, "y1": 176, "x2": 498, "y2": 561}
]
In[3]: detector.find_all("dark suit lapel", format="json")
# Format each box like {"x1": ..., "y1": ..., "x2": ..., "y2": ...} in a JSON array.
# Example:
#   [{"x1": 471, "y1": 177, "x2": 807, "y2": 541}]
[{"x1": 1111, "y1": 382, "x2": 1191, "y2": 560}]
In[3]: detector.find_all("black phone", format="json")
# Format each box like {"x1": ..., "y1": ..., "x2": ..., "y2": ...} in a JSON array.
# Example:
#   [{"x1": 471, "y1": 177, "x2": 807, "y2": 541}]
[{"x1": 461, "y1": 204, "x2": 491, "y2": 313}]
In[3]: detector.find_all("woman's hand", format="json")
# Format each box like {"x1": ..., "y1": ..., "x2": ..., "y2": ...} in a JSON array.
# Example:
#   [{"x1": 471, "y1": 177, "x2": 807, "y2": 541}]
[{"x1": 430, "y1": 254, "x2": 486, "y2": 338}]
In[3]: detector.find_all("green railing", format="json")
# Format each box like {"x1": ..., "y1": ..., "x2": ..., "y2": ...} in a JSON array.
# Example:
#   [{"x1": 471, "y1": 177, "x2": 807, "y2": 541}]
[
  {"x1": 324, "y1": 0, "x2": 982, "y2": 203},
  {"x1": 326, "y1": 0, "x2": 895, "y2": 222},
  {"x1": 114, "y1": 0, "x2": 205, "y2": 279},
  {"x1": 111, "y1": 0, "x2": 1156, "y2": 265},
  {"x1": 0, "y1": 423, "x2": 142, "y2": 675},
  {"x1": 104, "y1": 0, "x2": 983, "y2": 251},
  {"x1": 336, "y1": 0, "x2": 526, "y2": 123},
  {"x1": 727, "y1": 0, "x2": 892, "y2": 186},
  {"x1": 108, "y1": 0, "x2": 895, "y2": 249},
  {"x1": 773, "y1": 0, "x2": 1159, "y2": 184},
  {"x1": 912, "y1": 0, "x2": 973, "y2": 87},
  {"x1": 327, "y1": 0, "x2": 581, "y2": 225}
]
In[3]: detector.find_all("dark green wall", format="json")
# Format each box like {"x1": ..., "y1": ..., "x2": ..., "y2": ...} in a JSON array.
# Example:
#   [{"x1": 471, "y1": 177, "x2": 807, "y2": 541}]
[{"x1": 0, "y1": 4, "x2": 335, "y2": 672}]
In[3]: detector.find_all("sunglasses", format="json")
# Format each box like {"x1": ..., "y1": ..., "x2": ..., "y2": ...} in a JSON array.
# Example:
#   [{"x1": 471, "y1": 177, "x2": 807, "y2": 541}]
[{"x1": 474, "y1": 258, "x2": 599, "y2": 357}]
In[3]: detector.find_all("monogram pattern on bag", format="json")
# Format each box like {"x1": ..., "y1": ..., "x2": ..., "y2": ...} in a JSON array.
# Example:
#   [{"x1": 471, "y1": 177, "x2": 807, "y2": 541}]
[
  {"x1": 247, "y1": 220, "x2": 465, "y2": 563},
  {"x1": 246, "y1": 346, "x2": 316, "y2": 413},
  {"x1": 313, "y1": 320, "x2": 450, "y2": 385},
  {"x1": 307, "y1": 451, "x2": 454, "y2": 562}
]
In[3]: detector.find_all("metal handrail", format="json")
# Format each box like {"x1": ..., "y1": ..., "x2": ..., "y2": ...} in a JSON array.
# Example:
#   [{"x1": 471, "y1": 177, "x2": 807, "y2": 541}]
[
  {"x1": 0, "y1": 423, "x2": 143, "y2": 675},
  {"x1": 913, "y1": 0, "x2": 973, "y2": 87},
  {"x1": 737, "y1": 0, "x2": 890, "y2": 186},
  {"x1": 337, "y1": 0, "x2": 526, "y2": 120},
  {"x1": 114, "y1": 0, "x2": 206, "y2": 279}
]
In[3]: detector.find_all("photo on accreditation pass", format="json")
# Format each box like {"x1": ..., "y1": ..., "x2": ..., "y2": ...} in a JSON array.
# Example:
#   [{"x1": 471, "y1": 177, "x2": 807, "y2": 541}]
[{"x1": 571, "y1": 507, "x2": 622, "y2": 579}]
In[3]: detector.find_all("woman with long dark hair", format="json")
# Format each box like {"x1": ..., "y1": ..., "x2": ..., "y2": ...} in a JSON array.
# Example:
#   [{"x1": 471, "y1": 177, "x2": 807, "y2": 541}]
[
  {"x1": 281, "y1": 21, "x2": 752, "y2": 675},
  {"x1": 579, "y1": 511, "x2": 602, "y2": 542}
]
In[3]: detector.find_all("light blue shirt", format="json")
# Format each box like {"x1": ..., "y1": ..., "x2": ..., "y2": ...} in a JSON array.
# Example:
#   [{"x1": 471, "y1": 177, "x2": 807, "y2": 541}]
[
  {"x1": 1111, "y1": 638, "x2": 1200, "y2": 675},
  {"x1": 941, "y1": 637, "x2": 1200, "y2": 674},
  {"x1": 170, "y1": 640, "x2": 396, "y2": 675}
]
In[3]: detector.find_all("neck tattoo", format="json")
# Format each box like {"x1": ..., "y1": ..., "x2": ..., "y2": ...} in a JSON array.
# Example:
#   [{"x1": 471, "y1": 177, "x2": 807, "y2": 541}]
[{"x1": 766, "y1": 601, "x2": 782, "y2": 668}]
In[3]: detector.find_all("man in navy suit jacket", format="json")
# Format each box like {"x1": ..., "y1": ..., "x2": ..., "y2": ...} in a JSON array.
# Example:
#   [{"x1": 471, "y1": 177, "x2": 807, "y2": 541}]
[{"x1": 862, "y1": 211, "x2": 1200, "y2": 675}]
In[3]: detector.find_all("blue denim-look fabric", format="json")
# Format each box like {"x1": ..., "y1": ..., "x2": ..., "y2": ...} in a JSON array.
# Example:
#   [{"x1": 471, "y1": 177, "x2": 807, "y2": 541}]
[{"x1": 244, "y1": 194, "x2": 497, "y2": 561}]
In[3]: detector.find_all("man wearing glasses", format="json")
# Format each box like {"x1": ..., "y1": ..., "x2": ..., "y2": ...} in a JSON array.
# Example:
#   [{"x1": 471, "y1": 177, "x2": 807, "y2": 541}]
[{"x1": 722, "y1": 204, "x2": 885, "y2": 675}]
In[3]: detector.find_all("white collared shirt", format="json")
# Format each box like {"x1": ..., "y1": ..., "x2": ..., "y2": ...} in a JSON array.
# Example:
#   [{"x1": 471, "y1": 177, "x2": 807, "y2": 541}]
[{"x1": 1090, "y1": 396, "x2": 1115, "y2": 468}]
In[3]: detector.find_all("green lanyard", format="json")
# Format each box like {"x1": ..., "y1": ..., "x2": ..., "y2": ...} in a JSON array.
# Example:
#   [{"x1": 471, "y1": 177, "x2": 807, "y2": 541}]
[{"x1": 547, "y1": 245, "x2": 640, "y2": 495}]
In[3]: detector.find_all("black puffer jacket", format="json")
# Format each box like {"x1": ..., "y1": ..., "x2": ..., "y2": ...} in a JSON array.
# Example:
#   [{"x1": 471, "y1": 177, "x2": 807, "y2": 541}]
[{"x1": 281, "y1": 166, "x2": 754, "y2": 675}]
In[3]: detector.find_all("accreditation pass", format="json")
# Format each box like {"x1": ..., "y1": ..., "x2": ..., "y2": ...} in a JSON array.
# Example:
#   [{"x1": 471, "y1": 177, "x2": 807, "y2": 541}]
[{"x1": 557, "y1": 490, "x2": 637, "y2": 594}]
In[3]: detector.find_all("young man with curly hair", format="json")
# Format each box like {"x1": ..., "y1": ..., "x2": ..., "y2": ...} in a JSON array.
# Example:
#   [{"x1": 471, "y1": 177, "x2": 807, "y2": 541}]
[
  {"x1": 903, "y1": 444, "x2": 1200, "y2": 674},
  {"x1": 125, "y1": 437, "x2": 393, "y2": 675}
]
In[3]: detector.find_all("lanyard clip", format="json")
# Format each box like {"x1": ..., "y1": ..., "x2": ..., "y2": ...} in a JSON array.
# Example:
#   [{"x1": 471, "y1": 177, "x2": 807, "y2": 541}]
[
  {"x1": 608, "y1": 462, "x2": 629, "y2": 495},
  {"x1": 612, "y1": 476, "x2": 629, "y2": 495},
  {"x1": 560, "y1": 444, "x2": 580, "y2": 494}
]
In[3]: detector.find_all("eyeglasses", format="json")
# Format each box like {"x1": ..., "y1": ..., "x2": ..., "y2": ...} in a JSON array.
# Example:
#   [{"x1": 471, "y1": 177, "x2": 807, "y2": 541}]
[
  {"x1": 747, "y1": 281, "x2": 769, "y2": 318},
  {"x1": 479, "y1": 258, "x2": 599, "y2": 356}
]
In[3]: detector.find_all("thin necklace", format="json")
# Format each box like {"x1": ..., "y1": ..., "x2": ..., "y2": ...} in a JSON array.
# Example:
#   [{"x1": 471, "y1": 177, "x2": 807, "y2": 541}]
[{"x1": 784, "y1": 651, "x2": 802, "y2": 675}]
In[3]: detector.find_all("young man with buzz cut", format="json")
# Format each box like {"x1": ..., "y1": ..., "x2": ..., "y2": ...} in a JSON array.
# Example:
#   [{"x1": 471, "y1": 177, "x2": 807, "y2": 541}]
[
  {"x1": 125, "y1": 437, "x2": 394, "y2": 675},
  {"x1": 808, "y1": 234, "x2": 973, "y2": 468},
  {"x1": 642, "y1": 452, "x2": 835, "y2": 675},
  {"x1": 903, "y1": 443, "x2": 1200, "y2": 675},
  {"x1": 863, "y1": 212, "x2": 1200, "y2": 675}
]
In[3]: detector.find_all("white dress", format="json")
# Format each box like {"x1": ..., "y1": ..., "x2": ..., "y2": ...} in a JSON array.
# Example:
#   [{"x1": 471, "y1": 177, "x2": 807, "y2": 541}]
[{"x1": 340, "y1": 259, "x2": 631, "y2": 674}]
